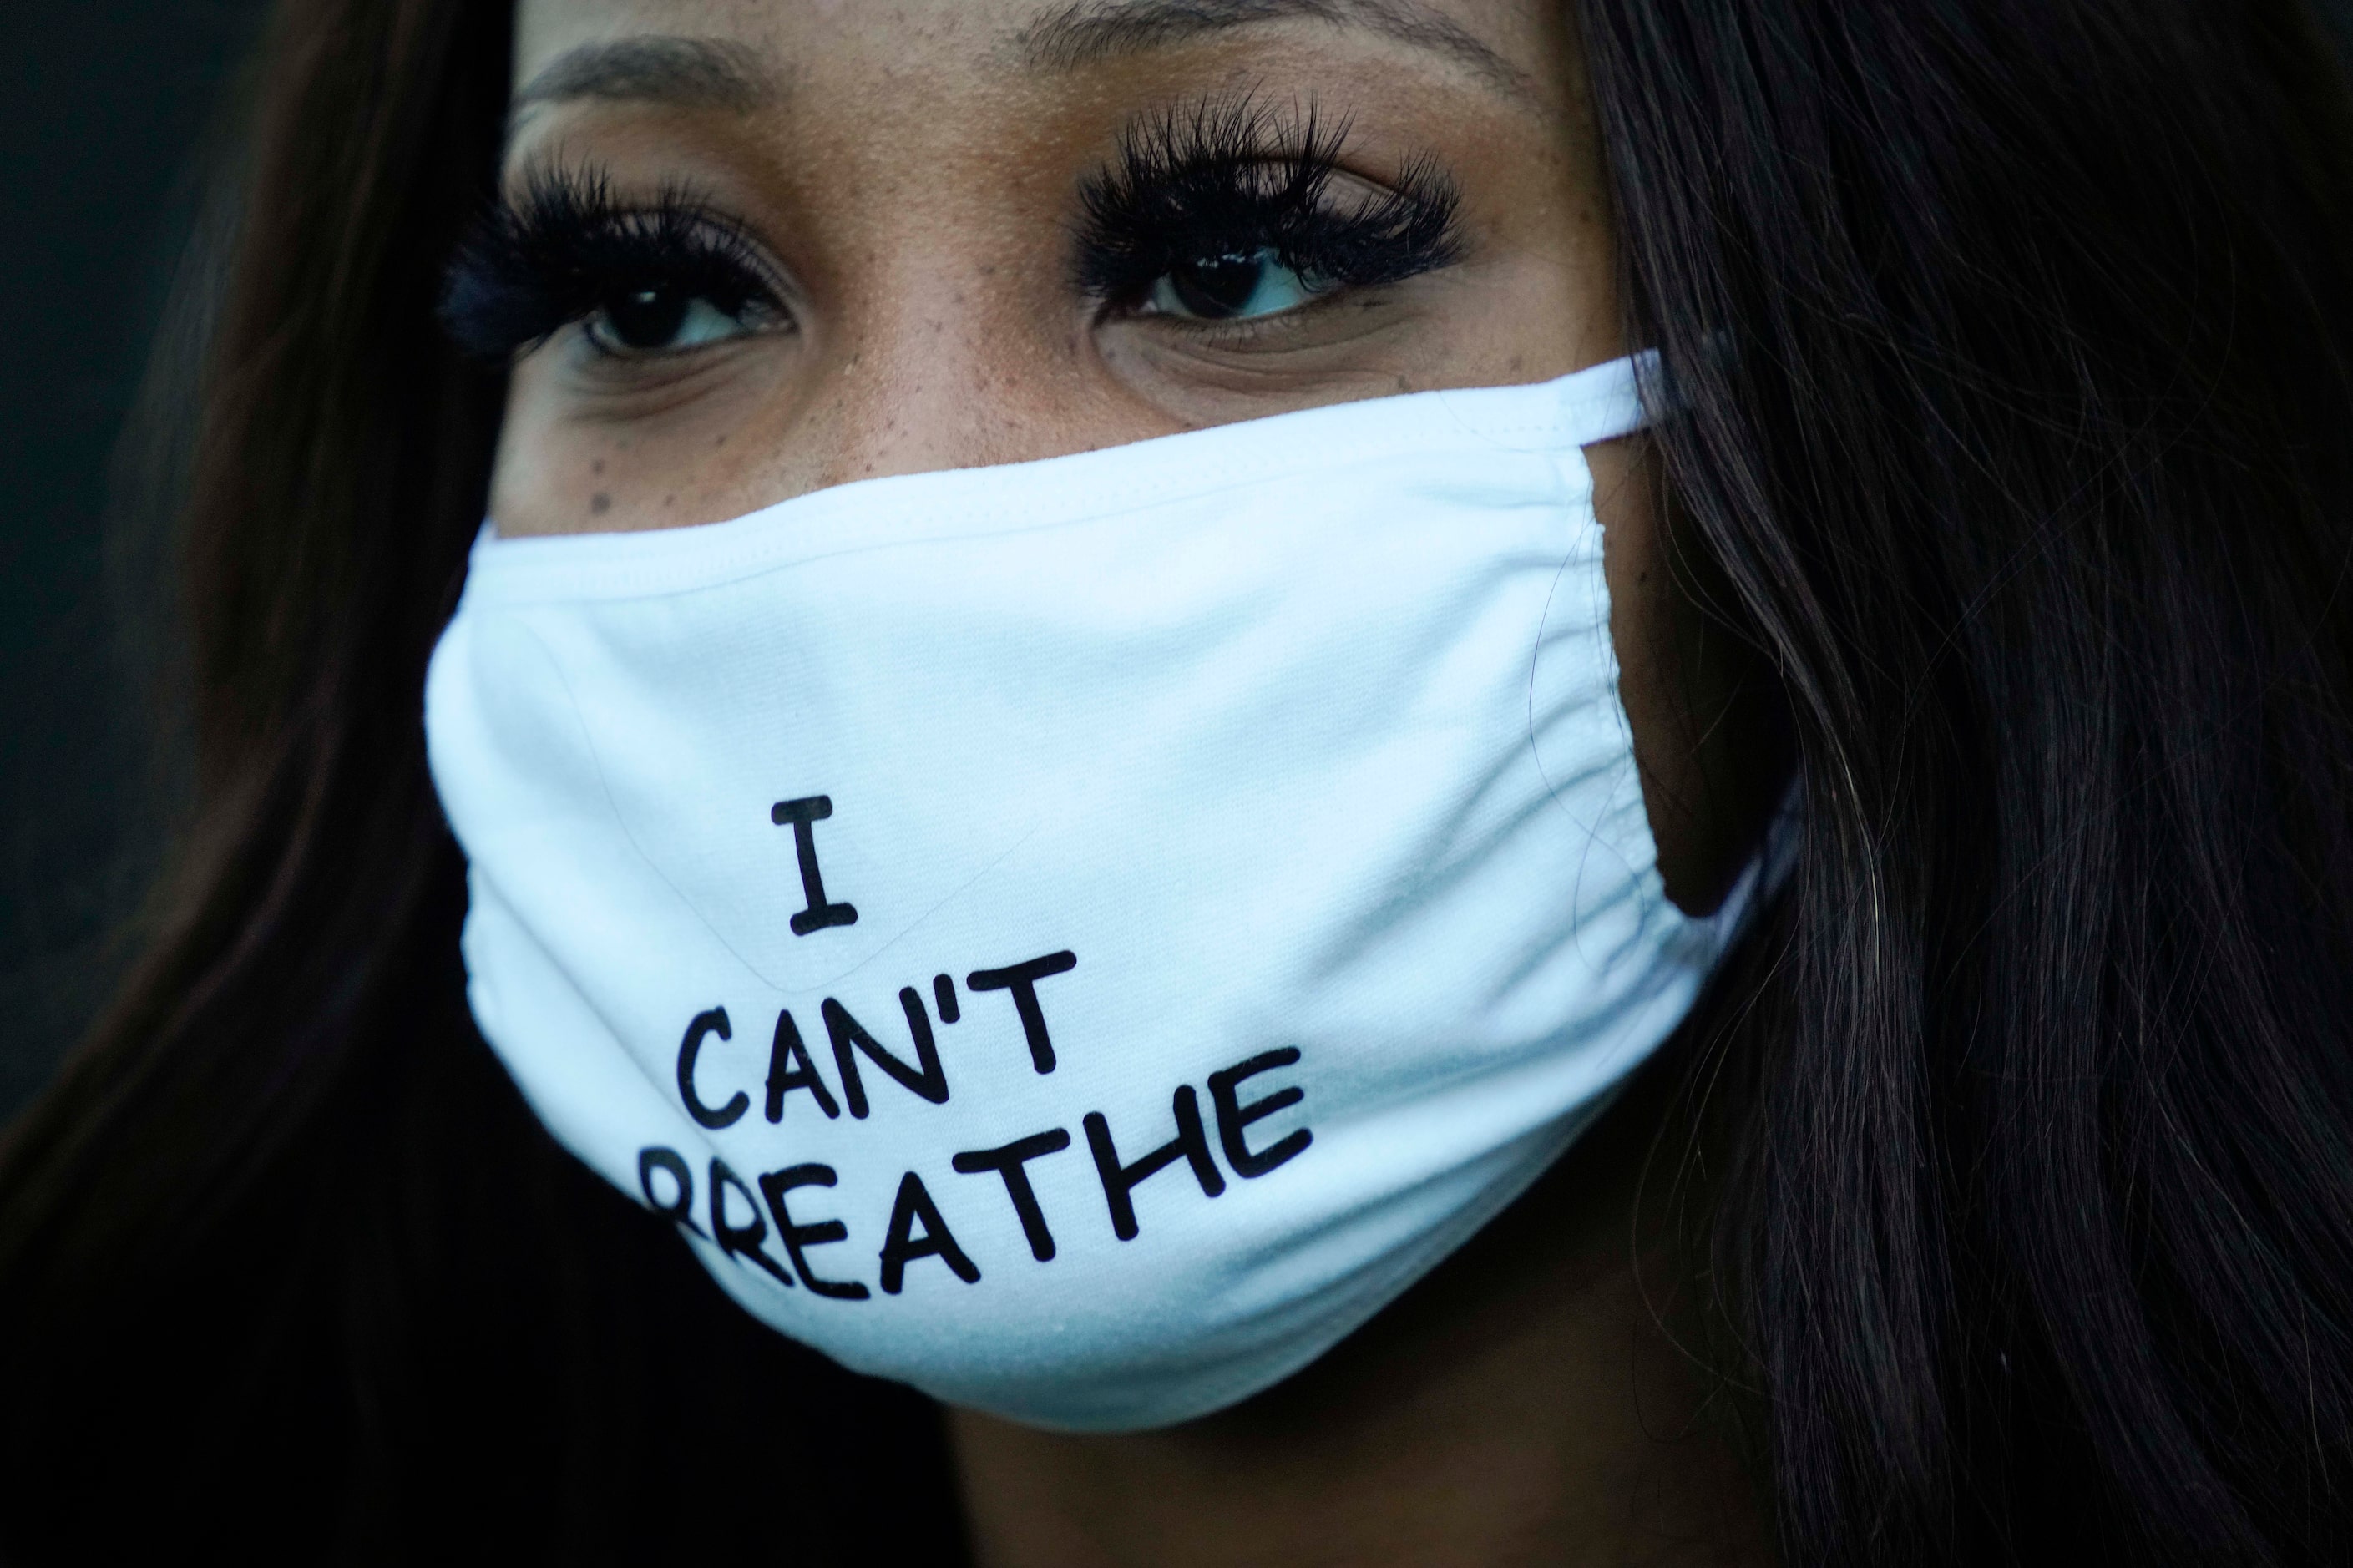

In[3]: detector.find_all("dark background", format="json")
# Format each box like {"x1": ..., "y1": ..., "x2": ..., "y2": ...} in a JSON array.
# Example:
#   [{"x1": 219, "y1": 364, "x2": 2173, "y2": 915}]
[
  {"x1": 5, "y1": 3, "x2": 2353, "y2": 1126},
  {"x1": 0, "y1": 2, "x2": 266, "y2": 1120}
]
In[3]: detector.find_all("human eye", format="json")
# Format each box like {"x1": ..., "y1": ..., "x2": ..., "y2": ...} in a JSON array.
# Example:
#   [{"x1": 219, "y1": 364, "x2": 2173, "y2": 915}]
[
  {"x1": 438, "y1": 163, "x2": 790, "y2": 364},
  {"x1": 1139, "y1": 247, "x2": 1320, "y2": 321},
  {"x1": 1074, "y1": 99, "x2": 1465, "y2": 327}
]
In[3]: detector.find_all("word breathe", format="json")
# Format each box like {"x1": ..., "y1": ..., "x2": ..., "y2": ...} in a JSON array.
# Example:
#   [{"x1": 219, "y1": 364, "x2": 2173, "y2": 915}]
[
  {"x1": 631, "y1": 792, "x2": 1313, "y2": 1300},
  {"x1": 645, "y1": 968, "x2": 1311, "y2": 1299}
]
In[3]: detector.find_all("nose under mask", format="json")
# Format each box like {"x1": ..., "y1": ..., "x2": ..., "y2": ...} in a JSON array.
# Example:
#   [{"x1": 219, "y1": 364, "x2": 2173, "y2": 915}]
[{"x1": 423, "y1": 352, "x2": 1772, "y2": 1432}]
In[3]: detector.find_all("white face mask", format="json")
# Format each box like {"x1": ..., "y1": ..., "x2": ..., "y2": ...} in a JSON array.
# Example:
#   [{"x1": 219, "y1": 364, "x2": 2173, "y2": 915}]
[{"x1": 423, "y1": 354, "x2": 1763, "y2": 1432}]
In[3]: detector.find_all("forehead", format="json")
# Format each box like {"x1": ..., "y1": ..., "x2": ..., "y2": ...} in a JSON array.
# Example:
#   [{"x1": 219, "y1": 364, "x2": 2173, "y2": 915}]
[{"x1": 510, "y1": 0, "x2": 1574, "y2": 117}]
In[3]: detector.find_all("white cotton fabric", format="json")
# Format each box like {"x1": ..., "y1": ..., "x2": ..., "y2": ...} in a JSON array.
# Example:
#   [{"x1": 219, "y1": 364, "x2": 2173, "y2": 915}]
[{"x1": 423, "y1": 354, "x2": 1762, "y2": 1432}]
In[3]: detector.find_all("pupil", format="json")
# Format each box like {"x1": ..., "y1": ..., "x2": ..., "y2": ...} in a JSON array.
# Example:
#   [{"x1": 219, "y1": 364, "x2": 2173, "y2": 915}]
[
  {"x1": 605, "y1": 286, "x2": 691, "y2": 349},
  {"x1": 1171, "y1": 251, "x2": 1266, "y2": 319}
]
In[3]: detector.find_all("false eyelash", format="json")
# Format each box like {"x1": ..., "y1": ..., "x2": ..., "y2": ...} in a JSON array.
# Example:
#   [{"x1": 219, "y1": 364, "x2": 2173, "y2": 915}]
[
  {"x1": 438, "y1": 164, "x2": 782, "y2": 362},
  {"x1": 1075, "y1": 98, "x2": 1464, "y2": 307}
]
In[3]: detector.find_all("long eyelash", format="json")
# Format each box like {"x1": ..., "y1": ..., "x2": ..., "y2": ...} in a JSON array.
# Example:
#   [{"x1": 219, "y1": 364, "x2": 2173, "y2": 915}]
[
  {"x1": 1075, "y1": 97, "x2": 1463, "y2": 306},
  {"x1": 438, "y1": 164, "x2": 780, "y2": 362}
]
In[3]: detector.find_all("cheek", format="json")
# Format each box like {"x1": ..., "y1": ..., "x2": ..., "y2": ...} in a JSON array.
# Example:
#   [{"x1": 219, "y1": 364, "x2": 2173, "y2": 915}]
[
  {"x1": 1442, "y1": 152, "x2": 1621, "y2": 383},
  {"x1": 1439, "y1": 247, "x2": 1619, "y2": 387},
  {"x1": 1590, "y1": 438, "x2": 1792, "y2": 917},
  {"x1": 485, "y1": 341, "x2": 803, "y2": 538}
]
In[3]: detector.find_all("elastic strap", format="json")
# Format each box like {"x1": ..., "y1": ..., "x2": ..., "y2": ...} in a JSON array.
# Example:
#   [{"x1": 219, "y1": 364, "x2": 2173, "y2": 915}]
[{"x1": 1553, "y1": 350, "x2": 1658, "y2": 447}]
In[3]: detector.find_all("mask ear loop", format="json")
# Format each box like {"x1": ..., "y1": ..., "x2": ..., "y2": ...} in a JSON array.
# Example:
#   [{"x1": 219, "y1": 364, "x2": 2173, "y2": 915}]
[
  {"x1": 1504, "y1": 350, "x2": 1672, "y2": 948},
  {"x1": 1551, "y1": 348, "x2": 1659, "y2": 449},
  {"x1": 1694, "y1": 775, "x2": 1804, "y2": 951},
  {"x1": 1547, "y1": 346, "x2": 1800, "y2": 939}
]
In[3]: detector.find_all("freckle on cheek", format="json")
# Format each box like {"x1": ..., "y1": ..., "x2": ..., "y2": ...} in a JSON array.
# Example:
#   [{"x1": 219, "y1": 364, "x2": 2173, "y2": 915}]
[{"x1": 590, "y1": 493, "x2": 612, "y2": 516}]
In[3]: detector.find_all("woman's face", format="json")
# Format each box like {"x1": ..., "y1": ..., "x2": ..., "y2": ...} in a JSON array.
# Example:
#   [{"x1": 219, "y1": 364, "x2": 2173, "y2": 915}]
[
  {"x1": 489, "y1": 0, "x2": 1618, "y2": 536},
  {"x1": 487, "y1": 0, "x2": 1772, "y2": 915}
]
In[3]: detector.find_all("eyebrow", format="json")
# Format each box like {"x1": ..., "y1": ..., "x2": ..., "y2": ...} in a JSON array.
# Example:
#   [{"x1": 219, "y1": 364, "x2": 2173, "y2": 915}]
[
  {"x1": 1015, "y1": 0, "x2": 1538, "y2": 104},
  {"x1": 510, "y1": 37, "x2": 777, "y2": 119}
]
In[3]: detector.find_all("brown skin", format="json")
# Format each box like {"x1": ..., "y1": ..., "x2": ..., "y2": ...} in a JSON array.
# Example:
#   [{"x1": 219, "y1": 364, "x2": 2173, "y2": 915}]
[{"x1": 497, "y1": 2, "x2": 1781, "y2": 1562}]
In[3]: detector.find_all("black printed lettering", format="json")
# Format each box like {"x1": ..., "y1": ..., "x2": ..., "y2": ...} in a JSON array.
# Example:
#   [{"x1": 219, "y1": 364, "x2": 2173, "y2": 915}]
[
  {"x1": 637, "y1": 1146, "x2": 705, "y2": 1237},
  {"x1": 1082, "y1": 1086, "x2": 1227, "y2": 1242},
  {"x1": 965, "y1": 950, "x2": 1079, "y2": 1074},
  {"x1": 772, "y1": 795, "x2": 858, "y2": 935},
  {"x1": 757, "y1": 1164, "x2": 872, "y2": 1301},
  {"x1": 765, "y1": 1008, "x2": 842, "y2": 1122},
  {"x1": 708, "y1": 1159, "x2": 797, "y2": 1289},
  {"x1": 1207, "y1": 1048, "x2": 1313, "y2": 1178},
  {"x1": 933, "y1": 973, "x2": 959, "y2": 1024},
  {"x1": 878, "y1": 1171, "x2": 982, "y2": 1295},
  {"x1": 676, "y1": 1007, "x2": 748, "y2": 1129},
  {"x1": 823, "y1": 994, "x2": 950, "y2": 1119},
  {"x1": 951, "y1": 1130, "x2": 1073, "y2": 1262}
]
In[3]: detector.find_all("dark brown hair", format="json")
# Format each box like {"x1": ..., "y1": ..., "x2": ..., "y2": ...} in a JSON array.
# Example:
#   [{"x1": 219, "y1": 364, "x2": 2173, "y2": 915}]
[
  {"x1": 4, "y1": 0, "x2": 2353, "y2": 1562},
  {"x1": 0, "y1": 5, "x2": 959, "y2": 1560}
]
